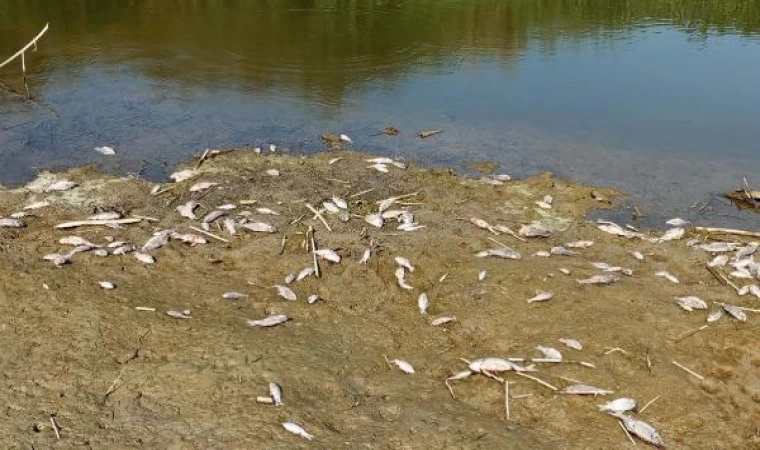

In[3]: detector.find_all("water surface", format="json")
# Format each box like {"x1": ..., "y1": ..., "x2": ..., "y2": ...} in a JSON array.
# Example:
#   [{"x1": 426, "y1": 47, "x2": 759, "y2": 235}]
[{"x1": 2, "y1": 1, "x2": 760, "y2": 226}]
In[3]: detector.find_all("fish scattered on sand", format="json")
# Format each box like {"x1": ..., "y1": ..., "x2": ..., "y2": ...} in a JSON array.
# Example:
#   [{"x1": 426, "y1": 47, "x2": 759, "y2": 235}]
[
  {"x1": 617, "y1": 415, "x2": 666, "y2": 448},
  {"x1": 598, "y1": 398, "x2": 637, "y2": 414},
  {"x1": 558, "y1": 338, "x2": 582, "y2": 351},
  {"x1": 527, "y1": 291, "x2": 554, "y2": 304},
  {"x1": 247, "y1": 314, "x2": 290, "y2": 328},
  {"x1": 283, "y1": 422, "x2": 313, "y2": 440},
  {"x1": 274, "y1": 285, "x2": 297, "y2": 301},
  {"x1": 576, "y1": 274, "x2": 620, "y2": 285},
  {"x1": 390, "y1": 359, "x2": 415, "y2": 374}
]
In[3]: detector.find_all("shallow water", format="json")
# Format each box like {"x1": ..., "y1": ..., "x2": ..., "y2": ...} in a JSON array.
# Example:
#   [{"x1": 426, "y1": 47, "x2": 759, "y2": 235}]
[{"x1": 1, "y1": 1, "x2": 760, "y2": 227}]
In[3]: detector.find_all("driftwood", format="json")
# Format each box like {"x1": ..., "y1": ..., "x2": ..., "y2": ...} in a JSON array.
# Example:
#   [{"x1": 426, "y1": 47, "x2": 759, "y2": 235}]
[{"x1": 0, "y1": 23, "x2": 49, "y2": 74}]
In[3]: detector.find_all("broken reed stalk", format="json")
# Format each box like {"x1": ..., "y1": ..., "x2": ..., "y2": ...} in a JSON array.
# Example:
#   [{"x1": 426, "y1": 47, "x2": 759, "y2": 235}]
[
  {"x1": 695, "y1": 226, "x2": 760, "y2": 238},
  {"x1": 0, "y1": 23, "x2": 50, "y2": 74},
  {"x1": 671, "y1": 361, "x2": 704, "y2": 380}
]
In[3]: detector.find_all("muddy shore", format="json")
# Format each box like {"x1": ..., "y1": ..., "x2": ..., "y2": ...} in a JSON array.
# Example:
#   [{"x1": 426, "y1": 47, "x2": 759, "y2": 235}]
[{"x1": 0, "y1": 149, "x2": 758, "y2": 449}]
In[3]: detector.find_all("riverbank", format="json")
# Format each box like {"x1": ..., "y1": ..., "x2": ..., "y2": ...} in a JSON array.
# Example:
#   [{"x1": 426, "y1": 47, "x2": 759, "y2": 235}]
[{"x1": 0, "y1": 149, "x2": 757, "y2": 449}]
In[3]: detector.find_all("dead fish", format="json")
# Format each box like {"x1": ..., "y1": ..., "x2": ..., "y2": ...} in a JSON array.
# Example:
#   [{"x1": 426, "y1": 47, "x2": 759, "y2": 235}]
[
  {"x1": 359, "y1": 249, "x2": 371, "y2": 264},
  {"x1": 0, "y1": 218, "x2": 25, "y2": 228},
  {"x1": 536, "y1": 345, "x2": 562, "y2": 361},
  {"x1": 366, "y1": 157, "x2": 406, "y2": 169},
  {"x1": 468, "y1": 358, "x2": 532, "y2": 373},
  {"x1": 322, "y1": 201, "x2": 340, "y2": 213},
  {"x1": 550, "y1": 246, "x2": 575, "y2": 256},
  {"x1": 576, "y1": 274, "x2": 620, "y2": 285},
  {"x1": 296, "y1": 266, "x2": 315, "y2": 281},
  {"x1": 699, "y1": 242, "x2": 738, "y2": 253},
  {"x1": 59, "y1": 236, "x2": 97, "y2": 247},
  {"x1": 223, "y1": 217, "x2": 237, "y2": 235},
  {"x1": 750, "y1": 285, "x2": 760, "y2": 298},
  {"x1": 708, "y1": 255, "x2": 729, "y2": 267},
  {"x1": 10, "y1": 212, "x2": 28, "y2": 219},
  {"x1": 390, "y1": 359, "x2": 415, "y2": 374},
  {"x1": 722, "y1": 303, "x2": 747, "y2": 322},
  {"x1": 471, "y1": 217, "x2": 498, "y2": 235},
  {"x1": 328, "y1": 157, "x2": 343, "y2": 165},
  {"x1": 142, "y1": 231, "x2": 172, "y2": 252},
  {"x1": 629, "y1": 251, "x2": 644, "y2": 261},
  {"x1": 269, "y1": 144, "x2": 277, "y2": 152},
  {"x1": 266, "y1": 169, "x2": 280, "y2": 177},
  {"x1": 519, "y1": 223, "x2": 552, "y2": 238},
  {"x1": 112, "y1": 245, "x2": 135, "y2": 255},
  {"x1": 98, "y1": 281, "x2": 115, "y2": 290},
  {"x1": 282, "y1": 422, "x2": 312, "y2": 441},
  {"x1": 167, "y1": 310, "x2": 192, "y2": 319},
  {"x1": 368, "y1": 163, "x2": 389, "y2": 173},
  {"x1": 189, "y1": 181, "x2": 218, "y2": 193},
  {"x1": 655, "y1": 271, "x2": 679, "y2": 284},
  {"x1": 534, "y1": 251, "x2": 551, "y2": 258},
  {"x1": 176, "y1": 201, "x2": 200, "y2": 219},
  {"x1": 223, "y1": 292, "x2": 248, "y2": 300},
  {"x1": 561, "y1": 384, "x2": 613, "y2": 395},
  {"x1": 730, "y1": 269, "x2": 753, "y2": 279},
  {"x1": 202, "y1": 210, "x2": 226, "y2": 225},
  {"x1": 565, "y1": 240, "x2": 594, "y2": 249},
  {"x1": 246, "y1": 314, "x2": 290, "y2": 328},
  {"x1": 431, "y1": 316, "x2": 456, "y2": 326},
  {"x1": 256, "y1": 207, "x2": 280, "y2": 216},
  {"x1": 307, "y1": 294, "x2": 321, "y2": 304},
  {"x1": 398, "y1": 223, "x2": 426, "y2": 232},
  {"x1": 559, "y1": 267, "x2": 571, "y2": 275},
  {"x1": 217, "y1": 203, "x2": 237, "y2": 211},
  {"x1": 332, "y1": 196, "x2": 348, "y2": 209},
  {"x1": 475, "y1": 248, "x2": 521, "y2": 260},
  {"x1": 395, "y1": 267, "x2": 413, "y2": 290},
  {"x1": 170, "y1": 169, "x2": 196, "y2": 182},
  {"x1": 242, "y1": 222, "x2": 277, "y2": 233},
  {"x1": 382, "y1": 210, "x2": 405, "y2": 220},
  {"x1": 617, "y1": 415, "x2": 665, "y2": 448},
  {"x1": 274, "y1": 285, "x2": 297, "y2": 301},
  {"x1": 598, "y1": 223, "x2": 642, "y2": 239},
  {"x1": 94, "y1": 249, "x2": 108, "y2": 257},
  {"x1": 598, "y1": 398, "x2": 637, "y2": 414},
  {"x1": 418, "y1": 293, "x2": 429, "y2": 315},
  {"x1": 134, "y1": 252, "x2": 156, "y2": 264},
  {"x1": 314, "y1": 249, "x2": 341, "y2": 263},
  {"x1": 394, "y1": 256, "x2": 415, "y2": 272},
  {"x1": 23, "y1": 200, "x2": 50, "y2": 210},
  {"x1": 666, "y1": 217, "x2": 689, "y2": 227},
  {"x1": 558, "y1": 338, "x2": 582, "y2": 351},
  {"x1": 676, "y1": 296, "x2": 708, "y2": 311},
  {"x1": 43, "y1": 253, "x2": 70, "y2": 267},
  {"x1": 270, "y1": 383, "x2": 284, "y2": 406},
  {"x1": 478, "y1": 270, "x2": 487, "y2": 281},
  {"x1": 88, "y1": 211, "x2": 121, "y2": 221},
  {"x1": 656, "y1": 227, "x2": 684, "y2": 243},
  {"x1": 284, "y1": 273, "x2": 296, "y2": 284},
  {"x1": 707, "y1": 310, "x2": 724, "y2": 323},
  {"x1": 528, "y1": 291, "x2": 554, "y2": 304},
  {"x1": 397, "y1": 211, "x2": 414, "y2": 225},
  {"x1": 365, "y1": 213, "x2": 384, "y2": 228},
  {"x1": 45, "y1": 180, "x2": 78, "y2": 192},
  {"x1": 418, "y1": 129, "x2": 443, "y2": 139}
]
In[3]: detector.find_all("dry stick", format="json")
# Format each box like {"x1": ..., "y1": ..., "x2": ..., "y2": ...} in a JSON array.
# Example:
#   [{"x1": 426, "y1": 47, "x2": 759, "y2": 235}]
[
  {"x1": 672, "y1": 361, "x2": 705, "y2": 380},
  {"x1": 50, "y1": 416, "x2": 61, "y2": 440},
  {"x1": 188, "y1": 226, "x2": 229, "y2": 243},
  {"x1": 695, "y1": 226, "x2": 760, "y2": 238},
  {"x1": 514, "y1": 371, "x2": 558, "y2": 391},
  {"x1": 618, "y1": 420, "x2": 637, "y2": 447},
  {"x1": 349, "y1": 188, "x2": 375, "y2": 199},
  {"x1": 278, "y1": 235, "x2": 287, "y2": 255},
  {"x1": 305, "y1": 203, "x2": 332, "y2": 232},
  {"x1": 55, "y1": 218, "x2": 142, "y2": 229},
  {"x1": 0, "y1": 23, "x2": 49, "y2": 70},
  {"x1": 706, "y1": 265, "x2": 740, "y2": 293},
  {"x1": 103, "y1": 366, "x2": 128, "y2": 402},
  {"x1": 504, "y1": 382, "x2": 511, "y2": 421},
  {"x1": 674, "y1": 325, "x2": 709, "y2": 343},
  {"x1": 487, "y1": 237, "x2": 515, "y2": 249},
  {"x1": 639, "y1": 395, "x2": 661, "y2": 414},
  {"x1": 309, "y1": 226, "x2": 320, "y2": 278}
]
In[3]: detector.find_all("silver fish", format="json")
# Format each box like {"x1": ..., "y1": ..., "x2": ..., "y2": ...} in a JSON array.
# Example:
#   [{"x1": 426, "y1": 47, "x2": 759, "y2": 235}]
[
  {"x1": 706, "y1": 310, "x2": 724, "y2": 323},
  {"x1": 527, "y1": 291, "x2": 553, "y2": 303},
  {"x1": 332, "y1": 196, "x2": 348, "y2": 209},
  {"x1": 559, "y1": 268, "x2": 571, "y2": 275},
  {"x1": 169, "y1": 169, "x2": 196, "y2": 182},
  {"x1": 223, "y1": 217, "x2": 237, "y2": 235},
  {"x1": 274, "y1": 285, "x2": 297, "y2": 301},
  {"x1": 296, "y1": 266, "x2": 315, "y2": 281},
  {"x1": 45, "y1": 180, "x2": 78, "y2": 192},
  {"x1": 270, "y1": 383, "x2": 284, "y2": 406},
  {"x1": 223, "y1": 292, "x2": 248, "y2": 300},
  {"x1": 217, "y1": 203, "x2": 237, "y2": 210},
  {"x1": 395, "y1": 267, "x2": 413, "y2": 290},
  {"x1": 176, "y1": 201, "x2": 200, "y2": 219},
  {"x1": 142, "y1": 231, "x2": 172, "y2": 252},
  {"x1": 398, "y1": 223, "x2": 426, "y2": 232},
  {"x1": 558, "y1": 338, "x2": 582, "y2": 351},
  {"x1": 10, "y1": 212, "x2": 28, "y2": 218},
  {"x1": 112, "y1": 244, "x2": 135, "y2": 255},
  {"x1": 395, "y1": 256, "x2": 415, "y2": 272},
  {"x1": 390, "y1": 359, "x2": 415, "y2": 374},
  {"x1": 43, "y1": 253, "x2": 70, "y2": 267},
  {"x1": 475, "y1": 248, "x2": 521, "y2": 260},
  {"x1": 282, "y1": 422, "x2": 312, "y2": 441},
  {"x1": 431, "y1": 316, "x2": 456, "y2": 326},
  {"x1": 519, "y1": 223, "x2": 552, "y2": 238},
  {"x1": 735, "y1": 243, "x2": 759, "y2": 259},
  {"x1": 23, "y1": 200, "x2": 50, "y2": 210},
  {"x1": 655, "y1": 271, "x2": 679, "y2": 284},
  {"x1": 629, "y1": 251, "x2": 644, "y2": 261},
  {"x1": 359, "y1": 249, "x2": 371, "y2": 264},
  {"x1": 722, "y1": 303, "x2": 747, "y2": 322},
  {"x1": 666, "y1": 217, "x2": 689, "y2": 227},
  {"x1": 656, "y1": 227, "x2": 684, "y2": 243},
  {"x1": 535, "y1": 200, "x2": 552, "y2": 209},
  {"x1": 284, "y1": 273, "x2": 296, "y2": 284},
  {"x1": 708, "y1": 255, "x2": 728, "y2": 267},
  {"x1": 561, "y1": 384, "x2": 613, "y2": 395},
  {"x1": 617, "y1": 415, "x2": 665, "y2": 448},
  {"x1": 699, "y1": 242, "x2": 738, "y2": 253},
  {"x1": 242, "y1": 222, "x2": 277, "y2": 233},
  {"x1": 322, "y1": 201, "x2": 340, "y2": 213},
  {"x1": 134, "y1": 252, "x2": 156, "y2": 264},
  {"x1": 166, "y1": 310, "x2": 192, "y2": 319},
  {"x1": 598, "y1": 223, "x2": 642, "y2": 239},
  {"x1": 565, "y1": 240, "x2": 594, "y2": 248},
  {"x1": 550, "y1": 246, "x2": 575, "y2": 256},
  {"x1": 536, "y1": 345, "x2": 562, "y2": 361},
  {"x1": 468, "y1": 358, "x2": 531, "y2": 373},
  {"x1": 314, "y1": 249, "x2": 341, "y2": 263},
  {"x1": 417, "y1": 293, "x2": 429, "y2": 315},
  {"x1": 172, "y1": 233, "x2": 206, "y2": 246},
  {"x1": 576, "y1": 274, "x2": 620, "y2": 285},
  {"x1": 247, "y1": 314, "x2": 290, "y2": 327},
  {"x1": 202, "y1": 210, "x2": 226, "y2": 224},
  {"x1": 676, "y1": 296, "x2": 707, "y2": 311},
  {"x1": 368, "y1": 163, "x2": 389, "y2": 173},
  {"x1": 534, "y1": 251, "x2": 551, "y2": 258},
  {"x1": 478, "y1": 270, "x2": 487, "y2": 281},
  {"x1": 307, "y1": 294, "x2": 321, "y2": 304},
  {"x1": 266, "y1": 169, "x2": 280, "y2": 177},
  {"x1": 59, "y1": 236, "x2": 97, "y2": 247},
  {"x1": 0, "y1": 218, "x2": 25, "y2": 228},
  {"x1": 94, "y1": 249, "x2": 109, "y2": 257},
  {"x1": 255, "y1": 207, "x2": 280, "y2": 216},
  {"x1": 364, "y1": 213, "x2": 384, "y2": 228},
  {"x1": 88, "y1": 211, "x2": 121, "y2": 221},
  {"x1": 470, "y1": 217, "x2": 498, "y2": 235},
  {"x1": 598, "y1": 397, "x2": 637, "y2": 414},
  {"x1": 189, "y1": 181, "x2": 218, "y2": 192}
]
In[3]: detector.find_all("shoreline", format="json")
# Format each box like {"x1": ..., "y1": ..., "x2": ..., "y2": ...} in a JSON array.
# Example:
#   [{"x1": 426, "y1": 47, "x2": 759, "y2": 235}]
[{"x1": 0, "y1": 149, "x2": 757, "y2": 449}]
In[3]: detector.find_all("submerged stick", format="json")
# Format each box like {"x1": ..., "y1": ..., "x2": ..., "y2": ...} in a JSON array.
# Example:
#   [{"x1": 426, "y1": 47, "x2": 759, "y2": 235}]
[{"x1": 0, "y1": 23, "x2": 49, "y2": 71}]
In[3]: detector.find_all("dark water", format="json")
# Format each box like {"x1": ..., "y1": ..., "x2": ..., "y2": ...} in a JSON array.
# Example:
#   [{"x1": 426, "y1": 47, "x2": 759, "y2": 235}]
[{"x1": 2, "y1": 1, "x2": 760, "y2": 227}]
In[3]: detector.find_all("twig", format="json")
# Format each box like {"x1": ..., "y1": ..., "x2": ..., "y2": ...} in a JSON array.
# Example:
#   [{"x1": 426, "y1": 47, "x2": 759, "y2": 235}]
[
  {"x1": 0, "y1": 23, "x2": 49, "y2": 71},
  {"x1": 50, "y1": 416, "x2": 61, "y2": 440},
  {"x1": 382, "y1": 355, "x2": 393, "y2": 370},
  {"x1": 639, "y1": 395, "x2": 661, "y2": 413},
  {"x1": 672, "y1": 361, "x2": 704, "y2": 380},
  {"x1": 278, "y1": 235, "x2": 287, "y2": 255},
  {"x1": 514, "y1": 371, "x2": 558, "y2": 391},
  {"x1": 349, "y1": 188, "x2": 374, "y2": 199},
  {"x1": 103, "y1": 366, "x2": 128, "y2": 402},
  {"x1": 487, "y1": 237, "x2": 515, "y2": 249},
  {"x1": 309, "y1": 226, "x2": 320, "y2": 278},
  {"x1": 55, "y1": 218, "x2": 142, "y2": 229},
  {"x1": 188, "y1": 226, "x2": 229, "y2": 243},
  {"x1": 135, "y1": 306, "x2": 156, "y2": 312},
  {"x1": 305, "y1": 203, "x2": 332, "y2": 232},
  {"x1": 695, "y1": 226, "x2": 760, "y2": 238},
  {"x1": 618, "y1": 420, "x2": 637, "y2": 446},
  {"x1": 604, "y1": 347, "x2": 629, "y2": 355},
  {"x1": 504, "y1": 382, "x2": 511, "y2": 421},
  {"x1": 131, "y1": 215, "x2": 159, "y2": 222},
  {"x1": 674, "y1": 325, "x2": 709, "y2": 343}
]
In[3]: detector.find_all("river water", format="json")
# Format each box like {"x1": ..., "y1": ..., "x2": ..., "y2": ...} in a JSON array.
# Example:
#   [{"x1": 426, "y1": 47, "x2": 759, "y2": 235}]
[{"x1": 1, "y1": 1, "x2": 759, "y2": 227}]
